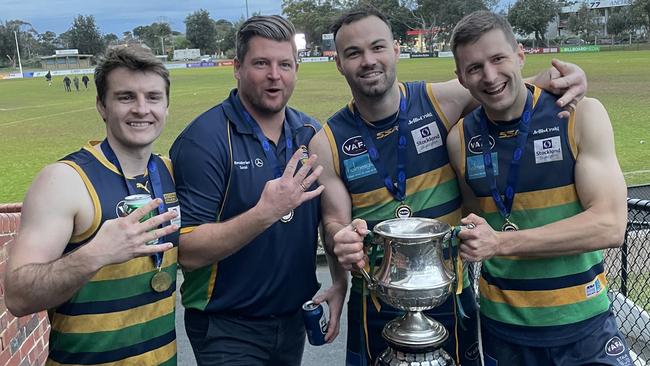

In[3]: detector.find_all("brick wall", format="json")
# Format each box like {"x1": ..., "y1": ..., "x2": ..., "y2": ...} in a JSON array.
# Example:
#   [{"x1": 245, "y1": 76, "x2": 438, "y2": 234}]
[{"x1": 0, "y1": 204, "x2": 49, "y2": 366}]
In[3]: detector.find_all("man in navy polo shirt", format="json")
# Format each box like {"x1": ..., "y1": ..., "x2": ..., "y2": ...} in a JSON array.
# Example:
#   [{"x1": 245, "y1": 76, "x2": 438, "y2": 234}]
[{"x1": 170, "y1": 15, "x2": 348, "y2": 366}]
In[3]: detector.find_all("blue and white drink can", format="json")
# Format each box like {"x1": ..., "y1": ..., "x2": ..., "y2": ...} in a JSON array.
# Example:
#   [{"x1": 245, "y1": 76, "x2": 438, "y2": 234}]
[{"x1": 302, "y1": 300, "x2": 327, "y2": 346}]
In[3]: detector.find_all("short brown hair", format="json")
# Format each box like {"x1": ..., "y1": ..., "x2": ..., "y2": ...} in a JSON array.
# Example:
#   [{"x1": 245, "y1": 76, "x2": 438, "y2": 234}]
[
  {"x1": 451, "y1": 11, "x2": 518, "y2": 58},
  {"x1": 94, "y1": 45, "x2": 170, "y2": 106},
  {"x1": 331, "y1": 8, "x2": 392, "y2": 51},
  {"x1": 236, "y1": 15, "x2": 296, "y2": 62}
]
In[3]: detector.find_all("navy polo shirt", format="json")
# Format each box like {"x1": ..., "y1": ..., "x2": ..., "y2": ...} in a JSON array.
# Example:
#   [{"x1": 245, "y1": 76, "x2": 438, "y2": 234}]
[{"x1": 170, "y1": 89, "x2": 321, "y2": 317}]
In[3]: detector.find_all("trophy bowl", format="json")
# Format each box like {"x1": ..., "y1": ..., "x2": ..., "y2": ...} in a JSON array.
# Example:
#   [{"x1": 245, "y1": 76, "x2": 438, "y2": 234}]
[{"x1": 358, "y1": 217, "x2": 457, "y2": 355}]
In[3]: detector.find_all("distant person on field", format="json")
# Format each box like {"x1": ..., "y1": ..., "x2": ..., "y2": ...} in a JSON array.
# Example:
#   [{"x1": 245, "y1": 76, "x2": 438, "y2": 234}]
[
  {"x1": 73, "y1": 75, "x2": 80, "y2": 91},
  {"x1": 63, "y1": 75, "x2": 71, "y2": 92},
  {"x1": 447, "y1": 10, "x2": 632, "y2": 366},
  {"x1": 45, "y1": 70, "x2": 52, "y2": 86},
  {"x1": 82, "y1": 74, "x2": 90, "y2": 89},
  {"x1": 5, "y1": 45, "x2": 182, "y2": 365}
]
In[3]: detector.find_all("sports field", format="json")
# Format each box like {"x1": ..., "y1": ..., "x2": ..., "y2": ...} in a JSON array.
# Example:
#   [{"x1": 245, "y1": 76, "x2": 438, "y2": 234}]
[{"x1": 0, "y1": 50, "x2": 648, "y2": 203}]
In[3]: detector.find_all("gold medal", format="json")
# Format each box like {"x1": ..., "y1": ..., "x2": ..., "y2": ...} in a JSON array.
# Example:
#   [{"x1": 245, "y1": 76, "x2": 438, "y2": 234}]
[
  {"x1": 151, "y1": 271, "x2": 173, "y2": 293},
  {"x1": 280, "y1": 209, "x2": 294, "y2": 223},
  {"x1": 394, "y1": 203, "x2": 412, "y2": 218},
  {"x1": 501, "y1": 218, "x2": 519, "y2": 231}
]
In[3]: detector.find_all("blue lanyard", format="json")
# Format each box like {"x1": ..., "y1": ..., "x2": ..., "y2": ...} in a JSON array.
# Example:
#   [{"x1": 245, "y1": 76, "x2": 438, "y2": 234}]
[
  {"x1": 354, "y1": 91, "x2": 408, "y2": 202},
  {"x1": 234, "y1": 93, "x2": 293, "y2": 179},
  {"x1": 100, "y1": 139, "x2": 165, "y2": 267},
  {"x1": 479, "y1": 90, "x2": 534, "y2": 220}
]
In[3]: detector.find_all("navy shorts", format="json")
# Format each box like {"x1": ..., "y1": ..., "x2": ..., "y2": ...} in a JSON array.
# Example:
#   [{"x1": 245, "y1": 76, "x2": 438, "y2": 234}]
[
  {"x1": 184, "y1": 308, "x2": 306, "y2": 366},
  {"x1": 345, "y1": 287, "x2": 480, "y2": 366},
  {"x1": 483, "y1": 311, "x2": 634, "y2": 366}
]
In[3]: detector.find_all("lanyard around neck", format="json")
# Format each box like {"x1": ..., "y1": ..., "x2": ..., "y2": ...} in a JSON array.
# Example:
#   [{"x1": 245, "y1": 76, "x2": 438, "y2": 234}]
[
  {"x1": 478, "y1": 90, "x2": 534, "y2": 220},
  {"x1": 353, "y1": 90, "x2": 408, "y2": 202},
  {"x1": 235, "y1": 93, "x2": 294, "y2": 179}
]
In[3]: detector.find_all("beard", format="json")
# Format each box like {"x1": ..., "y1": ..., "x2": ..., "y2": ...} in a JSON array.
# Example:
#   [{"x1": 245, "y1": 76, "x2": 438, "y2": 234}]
[{"x1": 345, "y1": 66, "x2": 397, "y2": 99}]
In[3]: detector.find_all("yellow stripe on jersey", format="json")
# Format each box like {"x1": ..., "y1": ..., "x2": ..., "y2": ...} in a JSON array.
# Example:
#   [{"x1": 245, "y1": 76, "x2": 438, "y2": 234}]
[
  {"x1": 479, "y1": 272, "x2": 607, "y2": 307},
  {"x1": 180, "y1": 226, "x2": 196, "y2": 235},
  {"x1": 91, "y1": 247, "x2": 177, "y2": 281},
  {"x1": 51, "y1": 295, "x2": 175, "y2": 333},
  {"x1": 477, "y1": 185, "x2": 579, "y2": 213},
  {"x1": 84, "y1": 141, "x2": 122, "y2": 176},
  {"x1": 206, "y1": 264, "x2": 219, "y2": 302},
  {"x1": 532, "y1": 84, "x2": 542, "y2": 108},
  {"x1": 323, "y1": 124, "x2": 341, "y2": 177},
  {"x1": 458, "y1": 119, "x2": 467, "y2": 180},
  {"x1": 351, "y1": 164, "x2": 457, "y2": 208},
  {"x1": 425, "y1": 83, "x2": 452, "y2": 131},
  {"x1": 45, "y1": 339, "x2": 176, "y2": 366},
  {"x1": 61, "y1": 160, "x2": 102, "y2": 244}
]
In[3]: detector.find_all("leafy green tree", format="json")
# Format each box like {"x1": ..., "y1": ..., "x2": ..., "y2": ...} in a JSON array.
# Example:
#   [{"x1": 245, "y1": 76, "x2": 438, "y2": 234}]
[
  {"x1": 282, "y1": 0, "x2": 341, "y2": 49},
  {"x1": 508, "y1": 0, "x2": 559, "y2": 45},
  {"x1": 66, "y1": 15, "x2": 105, "y2": 55},
  {"x1": 185, "y1": 9, "x2": 217, "y2": 54},
  {"x1": 37, "y1": 31, "x2": 59, "y2": 55},
  {"x1": 103, "y1": 33, "x2": 119, "y2": 47},
  {"x1": 631, "y1": 0, "x2": 650, "y2": 34},
  {"x1": 567, "y1": 3, "x2": 599, "y2": 41},
  {"x1": 214, "y1": 19, "x2": 236, "y2": 55},
  {"x1": 133, "y1": 22, "x2": 172, "y2": 53}
]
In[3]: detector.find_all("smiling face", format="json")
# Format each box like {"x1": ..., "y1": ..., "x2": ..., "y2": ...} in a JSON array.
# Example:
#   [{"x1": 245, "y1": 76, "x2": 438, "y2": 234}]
[
  {"x1": 234, "y1": 36, "x2": 298, "y2": 118},
  {"x1": 334, "y1": 15, "x2": 399, "y2": 100},
  {"x1": 96, "y1": 67, "x2": 168, "y2": 152},
  {"x1": 455, "y1": 29, "x2": 527, "y2": 121}
]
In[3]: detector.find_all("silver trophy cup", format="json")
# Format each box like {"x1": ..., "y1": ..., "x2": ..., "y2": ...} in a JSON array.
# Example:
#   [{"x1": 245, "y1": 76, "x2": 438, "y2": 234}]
[{"x1": 358, "y1": 217, "x2": 458, "y2": 366}]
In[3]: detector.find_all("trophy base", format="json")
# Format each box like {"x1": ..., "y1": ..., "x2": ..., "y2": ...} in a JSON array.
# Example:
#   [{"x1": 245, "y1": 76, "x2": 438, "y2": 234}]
[
  {"x1": 382, "y1": 311, "x2": 448, "y2": 349},
  {"x1": 375, "y1": 346, "x2": 455, "y2": 366}
]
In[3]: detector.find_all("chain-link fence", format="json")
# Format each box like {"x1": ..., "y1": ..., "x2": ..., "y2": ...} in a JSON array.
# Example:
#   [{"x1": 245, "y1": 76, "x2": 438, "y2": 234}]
[{"x1": 606, "y1": 198, "x2": 650, "y2": 365}]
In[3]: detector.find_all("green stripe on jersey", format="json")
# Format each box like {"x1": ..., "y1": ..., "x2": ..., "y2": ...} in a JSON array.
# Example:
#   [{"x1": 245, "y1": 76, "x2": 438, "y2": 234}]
[
  {"x1": 485, "y1": 251, "x2": 603, "y2": 280},
  {"x1": 181, "y1": 266, "x2": 214, "y2": 310}
]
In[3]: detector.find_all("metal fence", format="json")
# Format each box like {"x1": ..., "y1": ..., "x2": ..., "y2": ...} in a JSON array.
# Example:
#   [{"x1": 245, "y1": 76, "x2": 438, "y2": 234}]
[{"x1": 606, "y1": 198, "x2": 650, "y2": 365}]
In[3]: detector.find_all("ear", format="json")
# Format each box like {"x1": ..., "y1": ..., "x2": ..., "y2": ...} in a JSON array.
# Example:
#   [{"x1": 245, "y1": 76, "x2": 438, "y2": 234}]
[
  {"x1": 96, "y1": 96, "x2": 107, "y2": 122},
  {"x1": 334, "y1": 55, "x2": 344, "y2": 75},
  {"x1": 234, "y1": 57, "x2": 241, "y2": 81},
  {"x1": 393, "y1": 40, "x2": 400, "y2": 61},
  {"x1": 516, "y1": 43, "x2": 525, "y2": 69},
  {"x1": 455, "y1": 68, "x2": 467, "y2": 89}
]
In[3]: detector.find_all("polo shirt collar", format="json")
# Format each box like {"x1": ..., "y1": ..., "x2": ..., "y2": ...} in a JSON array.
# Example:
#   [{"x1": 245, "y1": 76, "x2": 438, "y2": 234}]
[{"x1": 223, "y1": 88, "x2": 302, "y2": 136}]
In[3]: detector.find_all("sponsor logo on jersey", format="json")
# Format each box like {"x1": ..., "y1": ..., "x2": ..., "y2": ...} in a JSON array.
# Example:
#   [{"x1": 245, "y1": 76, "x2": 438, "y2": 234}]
[
  {"x1": 498, "y1": 129, "x2": 519, "y2": 139},
  {"x1": 163, "y1": 192, "x2": 178, "y2": 204},
  {"x1": 411, "y1": 122, "x2": 442, "y2": 154},
  {"x1": 585, "y1": 277, "x2": 603, "y2": 297},
  {"x1": 254, "y1": 158, "x2": 264, "y2": 167},
  {"x1": 532, "y1": 126, "x2": 560, "y2": 136},
  {"x1": 467, "y1": 153, "x2": 499, "y2": 180},
  {"x1": 408, "y1": 112, "x2": 434, "y2": 125},
  {"x1": 343, "y1": 153, "x2": 377, "y2": 181},
  {"x1": 376, "y1": 126, "x2": 398, "y2": 139},
  {"x1": 342, "y1": 136, "x2": 367, "y2": 156},
  {"x1": 468, "y1": 135, "x2": 495, "y2": 154},
  {"x1": 534, "y1": 136, "x2": 563, "y2": 164}
]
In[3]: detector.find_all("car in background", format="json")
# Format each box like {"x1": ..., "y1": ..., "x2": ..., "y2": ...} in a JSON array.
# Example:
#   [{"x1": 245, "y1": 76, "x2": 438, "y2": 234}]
[{"x1": 564, "y1": 38, "x2": 586, "y2": 45}]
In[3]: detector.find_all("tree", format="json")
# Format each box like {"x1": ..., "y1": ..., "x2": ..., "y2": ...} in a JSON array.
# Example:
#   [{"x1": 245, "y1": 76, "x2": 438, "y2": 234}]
[
  {"x1": 607, "y1": 10, "x2": 630, "y2": 40},
  {"x1": 214, "y1": 19, "x2": 236, "y2": 55},
  {"x1": 36, "y1": 31, "x2": 59, "y2": 55},
  {"x1": 631, "y1": 0, "x2": 650, "y2": 34},
  {"x1": 185, "y1": 9, "x2": 217, "y2": 54},
  {"x1": 508, "y1": 0, "x2": 559, "y2": 46},
  {"x1": 282, "y1": 0, "x2": 342, "y2": 50},
  {"x1": 103, "y1": 33, "x2": 119, "y2": 47},
  {"x1": 66, "y1": 15, "x2": 105, "y2": 55},
  {"x1": 567, "y1": 3, "x2": 599, "y2": 41},
  {"x1": 133, "y1": 22, "x2": 172, "y2": 54}
]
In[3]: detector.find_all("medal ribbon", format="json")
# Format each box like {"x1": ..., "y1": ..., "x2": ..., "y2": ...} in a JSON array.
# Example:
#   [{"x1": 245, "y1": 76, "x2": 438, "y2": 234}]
[
  {"x1": 479, "y1": 90, "x2": 533, "y2": 223},
  {"x1": 234, "y1": 92, "x2": 293, "y2": 179},
  {"x1": 100, "y1": 139, "x2": 165, "y2": 269},
  {"x1": 354, "y1": 90, "x2": 408, "y2": 202}
]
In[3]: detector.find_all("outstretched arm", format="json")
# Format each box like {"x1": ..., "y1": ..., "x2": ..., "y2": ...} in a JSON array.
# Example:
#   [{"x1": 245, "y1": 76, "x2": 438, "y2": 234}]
[
  {"x1": 5, "y1": 164, "x2": 177, "y2": 316},
  {"x1": 177, "y1": 149, "x2": 325, "y2": 270},
  {"x1": 459, "y1": 98, "x2": 626, "y2": 261}
]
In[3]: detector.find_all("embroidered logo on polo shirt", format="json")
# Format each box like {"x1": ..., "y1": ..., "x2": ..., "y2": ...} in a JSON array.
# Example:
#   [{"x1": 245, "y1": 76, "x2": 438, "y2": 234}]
[
  {"x1": 235, "y1": 160, "x2": 251, "y2": 170},
  {"x1": 254, "y1": 158, "x2": 264, "y2": 167},
  {"x1": 411, "y1": 122, "x2": 442, "y2": 154},
  {"x1": 534, "y1": 136, "x2": 562, "y2": 164},
  {"x1": 163, "y1": 192, "x2": 178, "y2": 204}
]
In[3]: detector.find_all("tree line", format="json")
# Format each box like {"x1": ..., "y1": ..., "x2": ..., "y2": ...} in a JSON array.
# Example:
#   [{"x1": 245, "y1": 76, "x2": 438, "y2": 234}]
[{"x1": 1, "y1": 0, "x2": 649, "y2": 68}]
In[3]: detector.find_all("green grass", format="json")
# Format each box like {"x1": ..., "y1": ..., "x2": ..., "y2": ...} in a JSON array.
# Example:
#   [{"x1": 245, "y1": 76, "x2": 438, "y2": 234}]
[{"x1": 1, "y1": 50, "x2": 649, "y2": 203}]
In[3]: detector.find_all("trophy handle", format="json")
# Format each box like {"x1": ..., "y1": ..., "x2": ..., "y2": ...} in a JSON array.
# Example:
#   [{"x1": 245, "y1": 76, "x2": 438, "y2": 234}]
[{"x1": 357, "y1": 231, "x2": 377, "y2": 290}]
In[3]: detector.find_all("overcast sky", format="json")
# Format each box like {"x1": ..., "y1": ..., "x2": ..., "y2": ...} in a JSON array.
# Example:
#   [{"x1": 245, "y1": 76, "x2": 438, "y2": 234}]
[{"x1": 2, "y1": 0, "x2": 283, "y2": 35}]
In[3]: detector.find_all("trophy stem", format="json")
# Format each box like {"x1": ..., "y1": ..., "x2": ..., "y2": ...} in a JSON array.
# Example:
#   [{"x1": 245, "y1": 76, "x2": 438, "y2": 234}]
[{"x1": 382, "y1": 310, "x2": 448, "y2": 351}]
